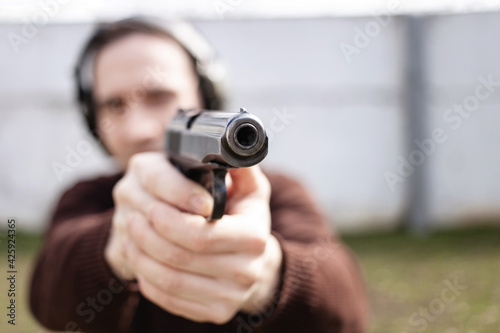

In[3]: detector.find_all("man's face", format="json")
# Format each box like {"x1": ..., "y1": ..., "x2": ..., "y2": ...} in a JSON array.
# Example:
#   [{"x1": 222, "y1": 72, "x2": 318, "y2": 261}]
[{"x1": 93, "y1": 33, "x2": 202, "y2": 168}]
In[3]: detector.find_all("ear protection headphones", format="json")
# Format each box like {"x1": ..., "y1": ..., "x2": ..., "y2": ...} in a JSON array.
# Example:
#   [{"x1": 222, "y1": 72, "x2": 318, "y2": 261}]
[{"x1": 74, "y1": 16, "x2": 227, "y2": 141}]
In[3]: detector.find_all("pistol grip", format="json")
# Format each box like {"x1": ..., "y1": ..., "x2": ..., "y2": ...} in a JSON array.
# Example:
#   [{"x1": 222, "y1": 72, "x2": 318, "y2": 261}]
[{"x1": 208, "y1": 168, "x2": 228, "y2": 221}]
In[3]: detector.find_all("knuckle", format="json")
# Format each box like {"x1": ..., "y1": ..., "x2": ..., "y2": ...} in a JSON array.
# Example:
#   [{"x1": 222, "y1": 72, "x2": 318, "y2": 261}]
[
  {"x1": 131, "y1": 154, "x2": 159, "y2": 186},
  {"x1": 112, "y1": 180, "x2": 126, "y2": 202},
  {"x1": 111, "y1": 209, "x2": 126, "y2": 232},
  {"x1": 191, "y1": 232, "x2": 212, "y2": 252},
  {"x1": 150, "y1": 204, "x2": 174, "y2": 236},
  {"x1": 142, "y1": 166, "x2": 159, "y2": 189},
  {"x1": 235, "y1": 269, "x2": 258, "y2": 288},
  {"x1": 122, "y1": 214, "x2": 136, "y2": 234},
  {"x1": 164, "y1": 247, "x2": 192, "y2": 267},
  {"x1": 152, "y1": 219, "x2": 169, "y2": 239},
  {"x1": 125, "y1": 244, "x2": 138, "y2": 266},
  {"x1": 131, "y1": 222, "x2": 145, "y2": 243},
  {"x1": 151, "y1": 170, "x2": 169, "y2": 194},
  {"x1": 128, "y1": 154, "x2": 143, "y2": 172},
  {"x1": 156, "y1": 291, "x2": 174, "y2": 310},
  {"x1": 163, "y1": 273, "x2": 184, "y2": 292},
  {"x1": 113, "y1": 176, "x2": 136, "y2": 205},
  {"x1": 248, "y1": 234, "x2": 268, "y2": 254},
  {"x1": 210, "y1": 304, "x2": 234, "y2": 325}
]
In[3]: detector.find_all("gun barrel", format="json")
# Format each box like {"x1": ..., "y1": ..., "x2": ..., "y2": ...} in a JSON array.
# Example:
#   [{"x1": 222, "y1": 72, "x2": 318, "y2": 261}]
[{"x1": 166, "y1": 108, "x2": 268, "y2": 170}]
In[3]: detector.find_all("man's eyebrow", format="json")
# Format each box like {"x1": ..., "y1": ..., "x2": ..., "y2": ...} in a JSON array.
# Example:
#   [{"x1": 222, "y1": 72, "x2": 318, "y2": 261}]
[
  {"x1": 95, "y1": 88, "x2": 174, "y2": 105},
  {"x1": 144, "y1": 88, "x2": 176, "y2": 96},
  {"x1": 145, "y1": 87, "x2": 175, "y2": 93}
]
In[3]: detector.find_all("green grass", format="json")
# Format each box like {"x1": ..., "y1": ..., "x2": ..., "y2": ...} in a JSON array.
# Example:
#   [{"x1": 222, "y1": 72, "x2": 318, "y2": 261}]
[
  {"x1": 0, "y1": 232, "x2": 45, "y2": 332},
  {"x1": 1, "y1": 228, "x2": 499, "y2": 332},
  {"x1": 342, "y1": 227, "x2": 500, "y2": 333}
]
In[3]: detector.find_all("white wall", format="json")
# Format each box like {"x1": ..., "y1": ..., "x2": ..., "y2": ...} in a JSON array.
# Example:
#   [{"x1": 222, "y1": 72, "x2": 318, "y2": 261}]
[{"x1": 1, "y1": 13, "x2": 500, "y2": 232}]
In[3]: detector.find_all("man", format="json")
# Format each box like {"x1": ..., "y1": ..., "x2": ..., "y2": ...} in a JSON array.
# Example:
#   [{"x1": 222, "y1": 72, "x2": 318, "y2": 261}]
[{"x1": 30, "y1": 17, "x2": 368, "y2": 332}]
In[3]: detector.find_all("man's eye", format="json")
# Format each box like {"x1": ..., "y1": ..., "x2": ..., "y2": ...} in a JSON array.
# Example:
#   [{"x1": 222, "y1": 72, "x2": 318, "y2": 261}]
[{"x1": 106, "y1": 98, "x2": 126, "y2": 113}]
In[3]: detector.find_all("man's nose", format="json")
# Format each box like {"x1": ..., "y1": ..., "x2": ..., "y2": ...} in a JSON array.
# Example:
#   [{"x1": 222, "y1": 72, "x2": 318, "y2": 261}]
[{"x1": 123, "y1": 104, "x2": 164, "y2": 143}]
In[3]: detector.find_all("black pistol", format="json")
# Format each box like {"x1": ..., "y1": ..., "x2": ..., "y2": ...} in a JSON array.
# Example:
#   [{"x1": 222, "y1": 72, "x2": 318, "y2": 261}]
[{"x1": 165, "y1": 107, "x2": 268, "y2": 221}]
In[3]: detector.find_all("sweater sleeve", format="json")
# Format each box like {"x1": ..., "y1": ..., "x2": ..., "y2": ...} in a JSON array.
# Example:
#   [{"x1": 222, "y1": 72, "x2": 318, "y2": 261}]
[
  {"x1": 235, "y1": 172, "x2": 369, "y2": 333},
  {"x1": 29, "y1": 175, "x2": 140, "y2": 333}
]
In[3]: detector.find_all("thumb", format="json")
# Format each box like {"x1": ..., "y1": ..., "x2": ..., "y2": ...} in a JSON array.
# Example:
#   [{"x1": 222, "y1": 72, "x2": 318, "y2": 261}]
[{"x1": 227, "y1": 166, "x2": 270, "y2": 200}]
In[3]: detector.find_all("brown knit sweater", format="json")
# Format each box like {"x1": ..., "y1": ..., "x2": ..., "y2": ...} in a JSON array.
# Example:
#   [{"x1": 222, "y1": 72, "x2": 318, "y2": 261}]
[{"x1": 30, "y1": 171, "x2": 369, "y2": 333}]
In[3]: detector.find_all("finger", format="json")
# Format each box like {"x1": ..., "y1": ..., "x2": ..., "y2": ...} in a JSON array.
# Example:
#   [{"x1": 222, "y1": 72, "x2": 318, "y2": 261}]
[
  {"x1": 150, "y1": 203, "x2": 268, "y2": 254},
  {"x1": 113, "y1": 176, "x2": 157, "y2": 218},
  {"x1": 126, "y1": 240, "x2": 243, "y2": 303},
  {"x1": 228, "y1": 166, "x2": 270, "y2": 199},
  {"x1": 128, "y1": 216, "x2": 263, "y2": 286},
  {"x1": 111, "y1": 205, "x2": 130, "y2": 234},
  {"x1": 226, "y1": 167, "x2": 271, "y2": 216},
  {"x1": 130, "y1": 152, "x2": 213, "y2": 216},
  {"x1": 225, "y1": 172, "x2": 234, "y2": 198},
  {"x1": 137, "y1": 274, "x2": 211, "y2": 323},
  {"x1": 129, "y1": 213, "x2": 198, "y2": 270}
]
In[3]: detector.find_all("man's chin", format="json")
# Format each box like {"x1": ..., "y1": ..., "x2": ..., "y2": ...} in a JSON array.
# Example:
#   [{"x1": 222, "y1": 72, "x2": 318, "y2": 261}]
[
  {"x1": 134, "y1": 147, "x2": 164, "y2": 154},
  {"x1": 122, "y1": 149, "x2": 164, "y2": 167}
]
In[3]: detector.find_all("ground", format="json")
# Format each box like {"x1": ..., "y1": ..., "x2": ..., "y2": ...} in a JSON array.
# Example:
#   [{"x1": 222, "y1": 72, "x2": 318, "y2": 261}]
[
  {"x1": 345, "y1": 227, "x2": 500, "y2": 333},
  {"x1": 1, "y1": 227, "x2": 499, "y2": 332}
]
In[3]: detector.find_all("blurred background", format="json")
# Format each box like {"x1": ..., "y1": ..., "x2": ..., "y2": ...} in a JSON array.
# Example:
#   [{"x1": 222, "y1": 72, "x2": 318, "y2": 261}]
[{"x1": 1, "y1": 0, "x2": 500, "y2": 332}]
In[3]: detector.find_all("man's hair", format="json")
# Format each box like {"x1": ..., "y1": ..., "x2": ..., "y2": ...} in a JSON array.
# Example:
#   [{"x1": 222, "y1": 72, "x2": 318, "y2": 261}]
[{"x1": 74, "y1": 16, "x2": 226, "y2": 140}]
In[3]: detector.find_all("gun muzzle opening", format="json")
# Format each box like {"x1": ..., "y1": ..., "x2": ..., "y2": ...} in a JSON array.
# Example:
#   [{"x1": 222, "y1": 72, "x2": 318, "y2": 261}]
[
  {"x1": 225, "y1": 117, "x2": 266, "y2": 158},
  {"x1": 234, "y1": 124, "x2": 258, "y2": 149}
]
